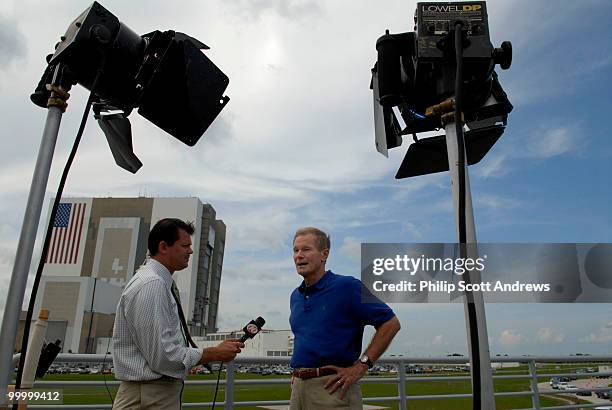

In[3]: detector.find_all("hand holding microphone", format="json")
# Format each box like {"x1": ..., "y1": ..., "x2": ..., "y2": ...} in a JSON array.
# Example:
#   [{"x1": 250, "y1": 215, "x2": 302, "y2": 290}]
[
  {"x1": 204, "y1": 339, "x2": 245, "y2": 363},
  {"x1": 200, "y1": 316, "x2": 265, "y2": 364}
]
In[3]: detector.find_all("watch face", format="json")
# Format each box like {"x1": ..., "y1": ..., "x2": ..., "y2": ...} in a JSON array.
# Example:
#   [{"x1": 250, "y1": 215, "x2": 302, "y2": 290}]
[{"x1": 359, "y1": 354, "x2": 373, "y2": 368}]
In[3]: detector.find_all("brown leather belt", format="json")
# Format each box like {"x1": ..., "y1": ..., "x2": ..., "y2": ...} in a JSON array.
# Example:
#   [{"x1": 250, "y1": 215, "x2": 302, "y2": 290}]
[
  {"x1": 155, "y1": 375, "x2": 181, "y2": 382},
  {"x1": 292, "y1": 367, "x2": 337, "y2": 380}
]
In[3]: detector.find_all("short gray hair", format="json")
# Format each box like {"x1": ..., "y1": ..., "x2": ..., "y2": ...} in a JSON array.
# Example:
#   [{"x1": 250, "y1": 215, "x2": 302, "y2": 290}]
[{"x1": 293, "y1": 227, "x2": 330, "y2": 251}]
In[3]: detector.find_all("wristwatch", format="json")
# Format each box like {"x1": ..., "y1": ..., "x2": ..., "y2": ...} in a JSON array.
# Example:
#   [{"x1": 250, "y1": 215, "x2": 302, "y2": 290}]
[{"x1": 358, "y1": 353, "x2": 374, "y2": 369}]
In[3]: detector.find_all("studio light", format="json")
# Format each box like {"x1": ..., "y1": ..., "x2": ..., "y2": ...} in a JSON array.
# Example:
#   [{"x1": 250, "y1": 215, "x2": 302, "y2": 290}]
[{"x1": 30, "y1": 1, "x2": 230, "y2": 172}]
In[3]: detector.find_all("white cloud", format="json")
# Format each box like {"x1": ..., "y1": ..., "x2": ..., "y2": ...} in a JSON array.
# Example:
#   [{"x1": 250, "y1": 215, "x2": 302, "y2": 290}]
[
  {"x1": 0, "y1": 14, "x2": 26, "y2": 70},
  {"x1": 579, "y1": 321, "x2": 612, "y2": 344},
  {"x1": 527, "y1": 127, "x2": 575, "y2": 159},
  {"x1": 498, "y1": 329, "x2": 522, "y2": 347},
  {"x1": 402, "y1": 222, "x2": 423, "y2": 240},
  {"x1": 222, "y1": 0, "x2": 322, "y2": 22},
  {"x1": 475, "y1": 154, "x2": 508, "y2": 178},
  {"x1": 339, "y1": 236, "x2": 361, "y2": 263},
  {"x1": 222, "y1": 258, "x2": 294, "y2": 283},
  {"x1": 472, "y1": 124, "x2": 579, "y2": 179},
  {"x1": 432, "y1": 334, "x2": 444, "y2": 346},
  {"x1": 476, "y1": 194, "x2": 523, "y2": 211},
  {"x1": 536, "y1": 328, "x2": 565, "y2": 343}
]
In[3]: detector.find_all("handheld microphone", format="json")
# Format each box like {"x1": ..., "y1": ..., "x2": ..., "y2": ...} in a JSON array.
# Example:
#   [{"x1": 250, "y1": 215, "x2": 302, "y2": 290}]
[{"x1": 239, "y1": 317, "x2": 265, "y2": 342}]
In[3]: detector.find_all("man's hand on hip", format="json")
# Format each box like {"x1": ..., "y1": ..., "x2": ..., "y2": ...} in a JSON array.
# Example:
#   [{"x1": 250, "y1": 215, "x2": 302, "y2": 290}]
[
  {"x1": 200, "y1": 339, "x2": 244, "y2": 364},
  {"x1": 322, "y1": 363, "x2": 368, "y2": 400}
]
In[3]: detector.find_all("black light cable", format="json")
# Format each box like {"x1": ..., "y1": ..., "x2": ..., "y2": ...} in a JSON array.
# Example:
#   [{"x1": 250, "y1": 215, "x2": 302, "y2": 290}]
[
  {"x1": 13, "y1": 67, "x2": 103, "y2": 410},
  {"x1": 454, "y1": 22, "x2": 482, "y2": 410},
  {"x1": 454, "y1": 22, "x2": 467, "y2": 246},
  {"x1": 102, "y1": 335, "x2": 114, "y2": 406}
]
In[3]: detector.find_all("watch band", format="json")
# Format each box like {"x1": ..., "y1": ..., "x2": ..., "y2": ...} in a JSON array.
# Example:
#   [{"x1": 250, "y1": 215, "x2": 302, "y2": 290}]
[{"x1": 358, "y1": 354, "x2": 374, "y2": 369}]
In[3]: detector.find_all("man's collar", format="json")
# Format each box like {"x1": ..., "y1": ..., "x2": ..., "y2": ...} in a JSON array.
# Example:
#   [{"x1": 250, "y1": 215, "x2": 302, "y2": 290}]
[
  {"x1": 298, "y1": 270, "x2": 332, "y2": 293},
  {"x1": 147, "y1": 258, "x2": 174, "y2": 288}
]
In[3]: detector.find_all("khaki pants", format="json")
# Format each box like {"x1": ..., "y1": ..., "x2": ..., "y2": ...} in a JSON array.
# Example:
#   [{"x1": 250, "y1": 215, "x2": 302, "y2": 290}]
[
  {"x1": 112, "y1": 379, "x2": 184, "y2": 410},
  {"x1": 290, "y1": 374, "x2": 363, "y2": 410}
]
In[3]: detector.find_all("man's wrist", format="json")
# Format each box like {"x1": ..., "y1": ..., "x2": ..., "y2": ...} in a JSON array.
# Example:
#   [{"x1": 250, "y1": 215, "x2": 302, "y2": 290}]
[
  {"x1": 201, "y1": 347, "x2": 216, "y2": 364},
  {"x1": 356, "y1": 362, "x2": 369, "y2": 371}
]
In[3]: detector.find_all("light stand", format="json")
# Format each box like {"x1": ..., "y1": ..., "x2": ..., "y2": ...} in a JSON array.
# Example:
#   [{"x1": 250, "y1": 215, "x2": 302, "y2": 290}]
[
  {"x1": 0, "y1": 65, "x2": 71, "y2": 404},
  {"x1": 447, "y1": 22, "x2": 495, "y2": 408},
  {"x1": 444, "y1": 113, "x2": 495, "y2": 409},
  {"x1": 370, "y1": 2, "x2": 513, "y2": 408}
]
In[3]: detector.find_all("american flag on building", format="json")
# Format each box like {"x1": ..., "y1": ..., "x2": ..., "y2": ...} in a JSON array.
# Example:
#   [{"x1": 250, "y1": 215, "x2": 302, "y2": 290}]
[{"x1": 45, "y1": 202, "x2": 86, "y2": 264}]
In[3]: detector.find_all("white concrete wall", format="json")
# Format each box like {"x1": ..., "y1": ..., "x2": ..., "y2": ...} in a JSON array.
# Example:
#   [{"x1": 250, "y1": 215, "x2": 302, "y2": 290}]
[
  {"x1": 92, "y1": 217, "x2": 141, "y2": 286},
  {"x1": 33, "y1": 276, "x2": 89, "y2": 353},
  {"x1": 151, "y1": 198, "x2": 203, "y2": 320},
  {"x1": 194, "y1": 330, "x2": 293, "y2": 357},
  {"x1": 96, "y1": 337, "x2": 113, "y2": 355},
  {"x1": 87, "y1": 279, "x2": 124, "y2": 314},
  {"x1": 34, "y1": 276, "x2": 122, "y2": 353}
]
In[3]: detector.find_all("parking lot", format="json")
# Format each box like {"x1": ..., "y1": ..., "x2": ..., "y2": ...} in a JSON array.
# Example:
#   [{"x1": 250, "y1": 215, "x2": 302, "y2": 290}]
[{"x1": 538, "y1": 377, "x2": 612, "y2": 405}]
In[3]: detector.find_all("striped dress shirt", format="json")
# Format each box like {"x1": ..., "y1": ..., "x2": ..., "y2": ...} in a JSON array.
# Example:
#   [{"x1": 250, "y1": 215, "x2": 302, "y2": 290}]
[{"x1": 112, "y1": 258, "x2": 202, "y2": 381}]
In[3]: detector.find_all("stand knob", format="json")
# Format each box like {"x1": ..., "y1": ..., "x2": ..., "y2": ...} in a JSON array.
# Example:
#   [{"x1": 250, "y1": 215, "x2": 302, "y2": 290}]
[{"x1": 493, "y1": 41, "x2": 512, "y2": 70}]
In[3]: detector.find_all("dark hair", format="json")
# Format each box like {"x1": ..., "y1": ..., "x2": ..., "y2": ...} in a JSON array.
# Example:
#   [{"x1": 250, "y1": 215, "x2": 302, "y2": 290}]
[
  {"x1": 148, "y1": 218, "x2": 195, "y2": 256},
  {"x1": 293, "y1": 227, "x2": 330, "y2": 251}
]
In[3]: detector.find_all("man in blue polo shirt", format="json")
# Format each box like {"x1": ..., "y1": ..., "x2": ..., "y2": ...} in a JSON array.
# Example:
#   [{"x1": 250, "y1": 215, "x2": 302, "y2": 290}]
[{"x1": 289, "y1": 227, "x2": 401, "y2": 409}]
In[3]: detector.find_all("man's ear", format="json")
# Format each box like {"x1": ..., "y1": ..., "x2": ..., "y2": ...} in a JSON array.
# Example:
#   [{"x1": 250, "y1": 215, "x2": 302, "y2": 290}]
[
  {"x1": 158, "y1": 241, "x2": 168, "y2": 255},
  {"x1": 321, "y1": 248, "x2": 329, "y2": 263}
]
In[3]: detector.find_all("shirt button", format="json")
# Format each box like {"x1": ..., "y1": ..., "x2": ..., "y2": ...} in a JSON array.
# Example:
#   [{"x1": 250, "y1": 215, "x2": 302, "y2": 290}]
[{"x1": 306, "y1": 296, "x2": 309, "y2": 299}]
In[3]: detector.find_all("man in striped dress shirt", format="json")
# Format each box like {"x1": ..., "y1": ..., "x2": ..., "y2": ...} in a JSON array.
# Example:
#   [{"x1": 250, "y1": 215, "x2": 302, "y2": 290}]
[{"x1": 112, "y1": 218, "x2": 244, "y2": 409}]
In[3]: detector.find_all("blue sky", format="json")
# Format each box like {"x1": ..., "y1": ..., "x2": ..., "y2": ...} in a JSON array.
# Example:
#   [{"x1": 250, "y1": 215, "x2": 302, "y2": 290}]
[{"x1": 0, "y1": 0, "x2": 610, "y2": 357}]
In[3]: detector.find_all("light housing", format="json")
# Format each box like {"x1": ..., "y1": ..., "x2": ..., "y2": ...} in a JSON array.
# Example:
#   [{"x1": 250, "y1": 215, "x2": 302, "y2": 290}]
[
  {"x1": 31, "y1": 2, "x2": 230, "y2": 171},
  {"x1": 370, "y1": 1, "x2": 513, "y2": 178}
]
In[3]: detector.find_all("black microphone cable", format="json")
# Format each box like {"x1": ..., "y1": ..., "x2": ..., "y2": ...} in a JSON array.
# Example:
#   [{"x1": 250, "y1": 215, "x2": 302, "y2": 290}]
[
  {"x1": 454, "y1": 22, "x2": 482, "y2": 410},
  {"x1": 210, "y1": 318, "x2": 264, "y2": 409},
  {"x1": 211, "y1": 362, "x2": 223, "y2": 410},
  {"x1": 13, "y1": 66, "x2": 103, "y2": 410}
]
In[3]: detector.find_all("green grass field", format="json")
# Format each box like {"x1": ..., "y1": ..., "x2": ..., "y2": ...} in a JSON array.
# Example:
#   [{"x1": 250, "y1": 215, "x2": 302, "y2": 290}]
[{"x1": 32, "y1": 371, "x2": 595, "y2": 410}]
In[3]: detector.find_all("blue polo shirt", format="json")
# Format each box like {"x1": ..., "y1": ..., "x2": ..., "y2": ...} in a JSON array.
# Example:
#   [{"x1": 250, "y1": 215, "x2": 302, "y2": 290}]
[{"x1": 289, "y1": 270, "x2": 395, "y2": 369}]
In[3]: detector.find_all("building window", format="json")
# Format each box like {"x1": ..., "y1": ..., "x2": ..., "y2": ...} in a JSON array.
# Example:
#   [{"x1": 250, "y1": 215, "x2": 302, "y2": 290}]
[{"x1": 267, "y1": 351, "x2": 274, "y2": 356}]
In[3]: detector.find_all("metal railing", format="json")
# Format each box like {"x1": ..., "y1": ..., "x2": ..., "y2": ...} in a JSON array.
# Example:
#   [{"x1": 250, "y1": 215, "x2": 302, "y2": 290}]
[{"x1": 9, "y1": 354, "x2": 612, "y2": 409}]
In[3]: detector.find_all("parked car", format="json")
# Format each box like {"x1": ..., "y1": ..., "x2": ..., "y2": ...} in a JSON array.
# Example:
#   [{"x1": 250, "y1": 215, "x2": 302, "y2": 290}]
[
  {"x1": 596, "y1": 390, "x2": 611, "y2": 399},
  {"x1": 561, "y1": 384, "x2": 578, "y2": 391}
]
